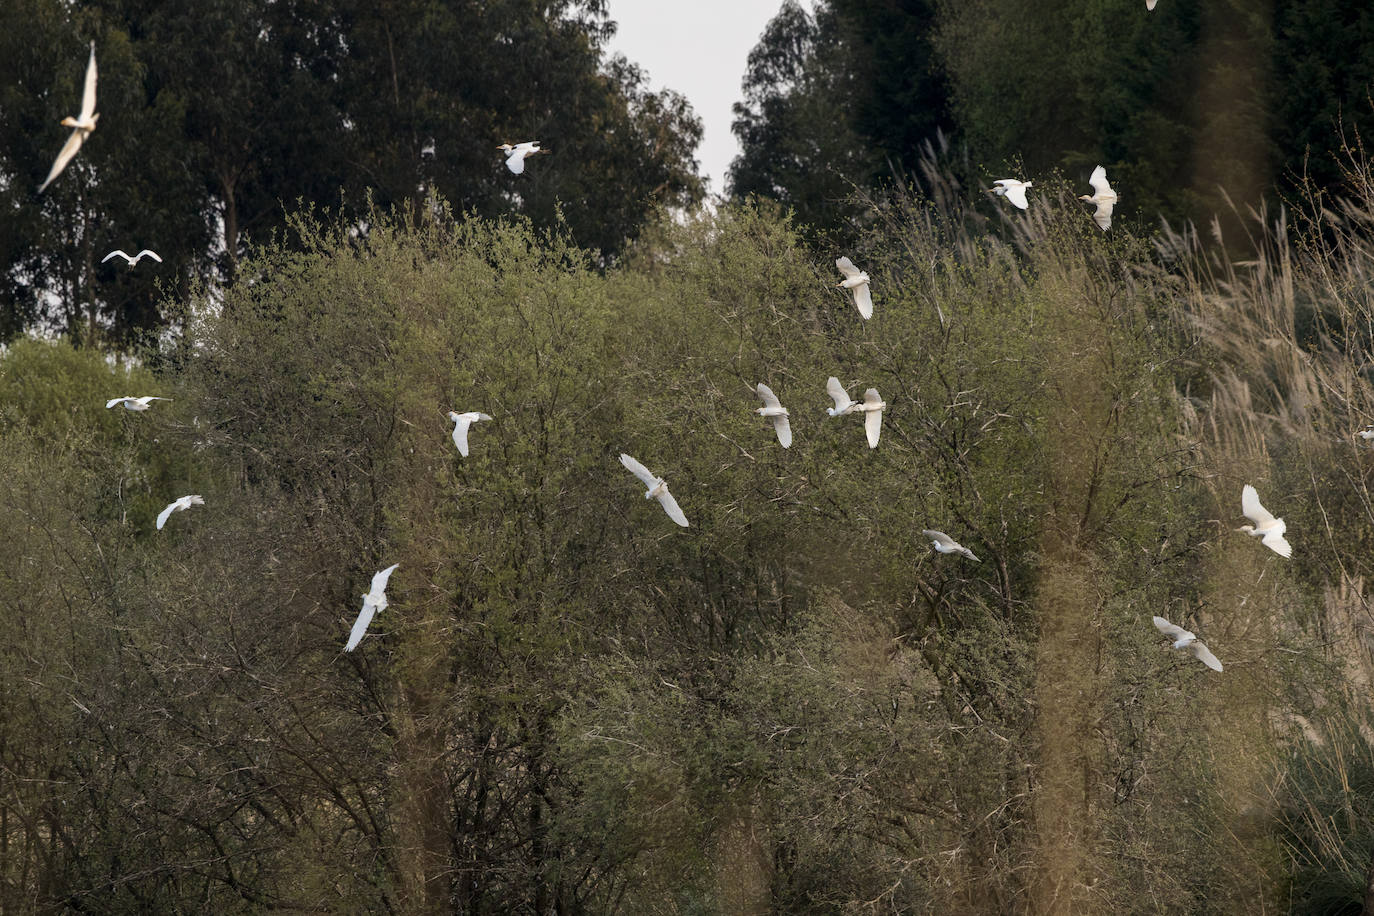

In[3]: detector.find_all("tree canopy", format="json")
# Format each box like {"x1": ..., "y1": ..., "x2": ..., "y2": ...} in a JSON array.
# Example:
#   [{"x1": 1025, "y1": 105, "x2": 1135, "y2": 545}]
[
  {"x1": 731, "y1": 0, "x2": 1374, "y2": 236},
  {"x1": 0, "y1": 0, "x2": 703, "y2": 344}
]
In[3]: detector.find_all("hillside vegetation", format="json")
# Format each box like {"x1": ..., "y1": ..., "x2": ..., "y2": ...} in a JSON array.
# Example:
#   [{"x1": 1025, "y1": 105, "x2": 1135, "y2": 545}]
[{"x1": 2, "y1": 168, "x2": 1374, "y2": 913}]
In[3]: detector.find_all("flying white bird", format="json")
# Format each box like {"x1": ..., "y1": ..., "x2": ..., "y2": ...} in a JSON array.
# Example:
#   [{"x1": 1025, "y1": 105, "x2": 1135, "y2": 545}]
[
  {"x1": 1357, "y1": 424, "x2": 1374, "y2": 442},
  {"x1": 754, "y1": 383, "x2": 791, "y2": 448},
  {"x1": 102, "y1": 249, "x2": 162, "y2": 267},
  {"x1": 447, "y1": 411, "x2": 492, "y2": 457},
  {"x1": 39, "y1": 42, "x2": 99, "y2": 193},
  {"x1": 857, "y1": 388, "x2": 886, "y2": 448},
  {"x1": 825, "y1": 376, "x2": 862, "y2": 417},
  {"x1": 990, "y1": 178, "x2": 1032, "y2": 210},
  {"x1": 1079, "y1": 165, "x2": 1118, "y2": 231},
  {"x1": 106, "y1": 396, "x2": 170, "y2": 411},
  {"x1": 1238, "y1": 484, "x2": 1292, "y2": 558},
  {"x1": 155, "y1": 495, "x2": 204, "y2": 531},
  {"x1": 345, "y1": 563, "x2": 400, "y2": 652},
  {"x1": 498, "y1": 141, "x2": 547, "y2": 175},
  {"x1": 1152, "y1": 616, "x2": 1222, "y2": 671},
  {"x1": 922, "y1": 529, "x2": 979, "y2": 562},
  {"x1": 619, "y1": 453, "x2": 689, "y2": 527},
  {"x1": 835, "y1": 257, "x2": 873, "y2": 319}
]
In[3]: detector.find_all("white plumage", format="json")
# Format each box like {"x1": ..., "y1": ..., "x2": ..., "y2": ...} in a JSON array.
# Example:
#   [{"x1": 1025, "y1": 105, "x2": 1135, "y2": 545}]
[
  {"x1": 825, "y1": 376, "x2": 860, "y2": 416},
  {"x1": 835, "y1": 257, "x2": 873, "y2": 319},
  {"x1": 155, "y1": 495, "x2": 204, "y2": 531},
  {"x1": 346, "y1": 564, "x2": 400, "y2": 652},
  {"x1": 498, "y1": 141, "x2": 547, "y2": 175},
  {"x1": 1079, "y1": 165, "x2": 1118, "y2": 231},
  {"x1": 1238, "y1": 484, "x2": 1292, "y2": 558},
  {"x1": 858, "y1": 388, "x2": 886, "y2": 449},
  {"x1": 102, "y1": 249, "x2": 162, "y2": 266},
  {"x1": 922, "y1": 529, "x2": 979, "y2": 562},
  {"x1": 447, "y1": 411, "x2": 493, "y2": 457},
  {"x1": 991, "y1": 178, "x2": 1032, "y2": 210},
  {"x1": 754, "y1": 383, "x2": 792, "y2": 448},
  {"x1": 1153, "y1": 616, "x2": 1222, "y2": 671},
  {"x1": 40, "y1": 42, "x2": 98, "y2": 193},
  {"x1": 619, "y1": 453, "x2": 689, "y2": 527},
  {"x1": 106, "y1": 396, "x2": 170, "y2": 412}
]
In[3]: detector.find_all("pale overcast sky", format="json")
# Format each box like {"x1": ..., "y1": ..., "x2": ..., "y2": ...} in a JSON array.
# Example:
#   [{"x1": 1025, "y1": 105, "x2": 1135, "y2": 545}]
[{"x1": 603, "y1": 1, "x2": 807, "y2": 198}]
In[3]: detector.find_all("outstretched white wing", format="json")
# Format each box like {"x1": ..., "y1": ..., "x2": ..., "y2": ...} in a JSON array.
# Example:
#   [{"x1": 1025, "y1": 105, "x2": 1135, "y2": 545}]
[
  {"x1": 1091, "y1": 200, "x2": 1114, "y2": 231},
  {"x1": 1240, "y1": 484, "x2": 1277, "y2": 527},
  {"x1": 1152, "y1": 615, "x2": 1192, "y2": 640},
  {"x1": 619, "y1": 453, "x2": 659, "y2": 489},
  {"x1": 1003, "y1": 183, "x2": 1029, "y2": 209},
  {"x1": 134, "y1": 250, "x2": 162, "y2": 263},
  {"x1": 452, "y1": 416, "x2": 474, "y2": 456},
  {"x1": 79, "y1": 42, "x2": 97, "y2": 121},
  {"x1": 826, "y1": 376, "x2": 853, "y2": 412},
  {"x1": 105, "y1": 397, "x2": 130, "y2": 408},
  {"x1": 102, "y1": 250, "x2": 132, "y2": 264},
  {"x1": 1189, "y1": 641, "x2": 1223, "y2": 671},
  {"x1": 155, "y1": 502, "x2": 177, "y2": 530},
  {"x1": 345, "y1": 602, "x2": 377, "y2": 652},
  {"x1": 756, "y1": 382, "x2": 783, "y2": 410},
  {"x1": 655, "y1": 487, "x2": 689, "y2": 527},
  {"x1": 835, "y1": 256, "x2": 862, "y2": 280},
  {"x1": 1262, "y1": 530, "x2": 1293, "y2": 558},
  {"x1": 863, "y1": 389, "x2": 884, "y2": 448},
  {"x1": 39, "y1": 130, "x2": 85, "y2": 193},
  {"x1": 851, "y1": 282, "x2": 873, "y2": 319},
  {"x1": 1088, "y1": 166, "x2": 1113, "y2": 197},
  {"x1": 505, "y1": 151, "x2": 526, "y2": 174},
  {"x1": 368, "y1": 563, "x2": 400, "y2": 597},
  {"x1": 923, "y1": 529, "x2": 957, "y2": 549},
  {"x1": 347, "y1": 563, "x2": 398, "y2": 652},
  {"x1": 771, "y1": 414, "x2": 792, "y2": 448}
]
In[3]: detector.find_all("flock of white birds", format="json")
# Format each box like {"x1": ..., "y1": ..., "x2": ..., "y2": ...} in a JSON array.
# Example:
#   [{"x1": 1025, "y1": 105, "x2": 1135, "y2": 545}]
[{"x1": 40, "y1": 6, "x2": 1296, "y2": 665}]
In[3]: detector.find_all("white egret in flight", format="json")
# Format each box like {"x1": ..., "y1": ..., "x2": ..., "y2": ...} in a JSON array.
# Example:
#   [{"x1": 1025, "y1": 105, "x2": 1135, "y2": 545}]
[
  {"x1": 106, "y1": 396, "x2": 170, "y2": 412},
  {"x1": 1238, "y1": 484, "x2": 1291, "y2": 558},
  {"x1": 990, "y1": 179, "x2": 1032, "y2": 210},
  {"x1": 835, "y1": 257, "x2": 873, "y2": 319},
  {"x1": 1152, "y1": 616, "x2": 1222, "y2": 671},
  {"x1": 857, "y1": 388, "x2": 886, "y2": 448},
  {"x1": 619, "y1": 453, "x2": 689, "y2": 527},
  {"x1": 1357, "y1": 424, "x2": 1374, "y2": 442},
  {"x1": 447, "y1": 411, "x2": 492, "y2": 458},
  {"x1": 345, "y1": 564, "x2": 400, "y2": 652},
  {"x1": 102, "y1": 249, "x2": 162, "y2": 266},
  {"x1": 155, "y1": 495, "x2": 204, "y2": 531},
  {"x1": 498, "y1": 141, "x2": 547, "y2": 175},
  {"x1": 825, "y1": 377, "x2": 861, "y2": 417},
  {"x1": 1079, "y1": 165, "x2": 1118, "y2": 231},
  {"x1": 922, "y1": 529, "x2": 979, "y2": 562},
  {"x1": 754, "y1": 383, "x2": 791, "y2": 448},
  {"x1": 40, "y1": 42, "x2": 98, "y2": 193}
]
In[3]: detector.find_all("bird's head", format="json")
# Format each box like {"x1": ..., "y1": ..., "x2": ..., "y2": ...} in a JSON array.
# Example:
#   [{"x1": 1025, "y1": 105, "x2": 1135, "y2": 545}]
[
  {"x1": 497, "y1": 143, "x2": 515, "y2": 152},
  {"x1": 1236, "y1": 525, "x2": 1256, "y2": 535},
  {"x1": 1078, "y1": 194, "x2": 1092, "y2": 202}
]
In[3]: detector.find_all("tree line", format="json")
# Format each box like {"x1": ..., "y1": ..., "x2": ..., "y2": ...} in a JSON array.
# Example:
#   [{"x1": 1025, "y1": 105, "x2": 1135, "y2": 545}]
[{"x1": 730, "y1": 0, "x2": 1374, "y2": 241}]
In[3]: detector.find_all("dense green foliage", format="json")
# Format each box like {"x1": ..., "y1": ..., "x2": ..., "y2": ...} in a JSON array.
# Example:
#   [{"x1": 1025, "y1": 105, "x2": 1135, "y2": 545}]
[
  {"x1": 732, "y1": 0, "x2": 1374, "y2": 237},
  {"x1": 0, "y1": 0, "x2": 702, "y2": 343},
  {"x1": 3, "y1": 167, "x2": 1373, "y2": 910}
]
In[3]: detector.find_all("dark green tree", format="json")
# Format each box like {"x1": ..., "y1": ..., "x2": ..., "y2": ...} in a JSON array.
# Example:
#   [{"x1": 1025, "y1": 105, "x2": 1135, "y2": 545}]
[
  {"x1": 0, "y1": 0, "x2": 702, "y2": 344},
  {"x1": 728, "y1": 0, "x2": 950, "y2": 230}
]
